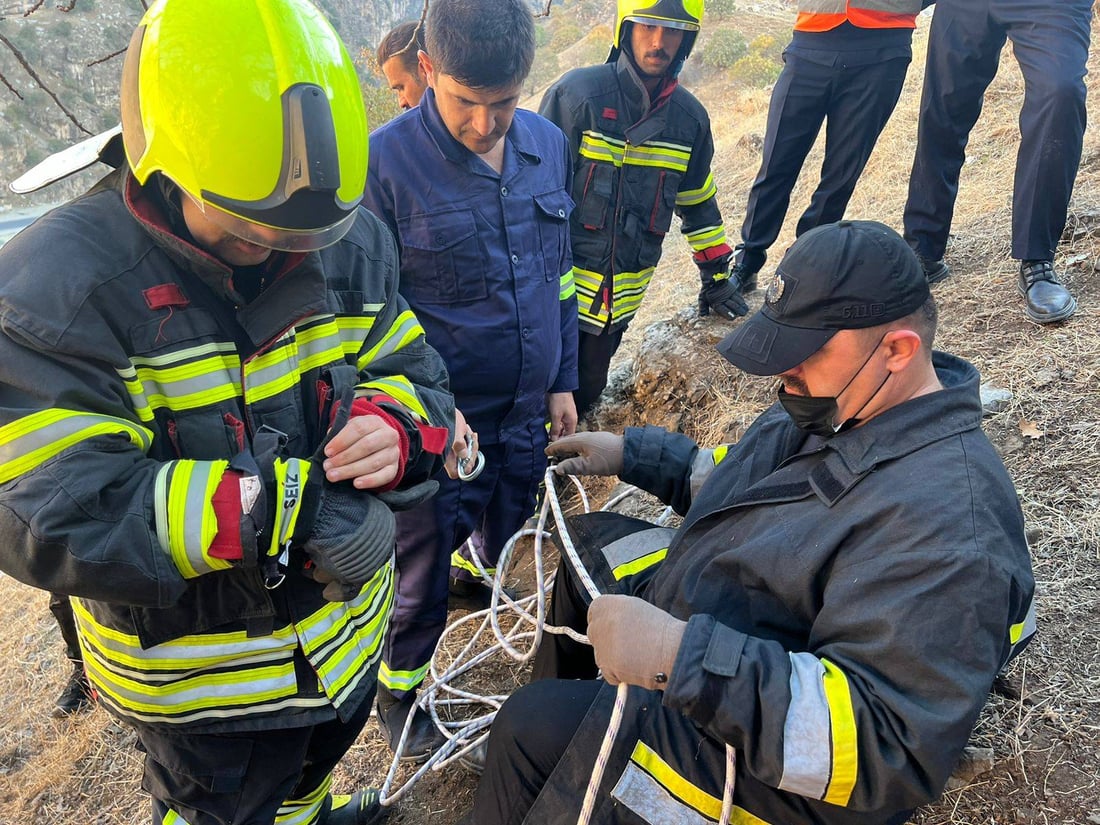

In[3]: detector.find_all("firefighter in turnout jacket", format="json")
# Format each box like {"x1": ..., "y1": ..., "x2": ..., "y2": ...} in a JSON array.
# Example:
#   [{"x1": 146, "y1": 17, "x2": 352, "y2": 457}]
[
  {"x1": 539, "y1": 0, "x2": 747, "y2": 419},
  {"x1": 461, "y1": 221, "x2": 1035, "y2": 825},
  {"x1": 0, "y1": 2, "x2": 453, "y2": 823}
]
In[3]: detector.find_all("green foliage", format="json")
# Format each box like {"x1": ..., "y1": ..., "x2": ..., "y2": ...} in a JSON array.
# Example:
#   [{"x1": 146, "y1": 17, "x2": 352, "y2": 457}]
[
  {"x1": 361, "y1": 78, "x2": 401, "y2": 130},
  {"x1": 0, "y1": 131, "x2": 14, "y2": 150},
  {"x1": 574, "y1": 27, "x2": 612, "y2": 68},
  {"x1": 730, "y1": 52, "x2": 781, "y2": 87},
  {"x1": 526, "y1": 51, "x2": 563, "y2": 96},
  {"x1": 700, "y1": 28, "x2": 747, "y2": 70},
  {"x1": 534, "y1": 20, "x2": 552, "y2": 48},
  {"x1": 550, "y1": 20, "x2": 583, "y2": 52},
  {"x1": 54, "y1": 20, "x2": 73, "y2": 38},
  {"x1": 748, "y1": 34, "x2": 782, "y2": 60},
  {"x1": 706, "y1": 0, "x2": 738, "y2": 17}
]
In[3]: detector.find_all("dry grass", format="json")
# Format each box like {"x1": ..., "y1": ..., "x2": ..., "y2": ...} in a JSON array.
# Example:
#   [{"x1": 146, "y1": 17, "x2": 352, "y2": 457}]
[{"x1": 3, "y1": 4, "x2": 1100, "y2": 823}]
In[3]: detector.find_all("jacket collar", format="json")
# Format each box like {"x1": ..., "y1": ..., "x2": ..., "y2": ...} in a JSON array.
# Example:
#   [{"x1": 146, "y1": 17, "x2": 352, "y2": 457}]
[
  {"x1": 118, "y1": 169, "x2": 328, "y2": 347},
  {"x1": 822, "y1": 351, "x2": 985, "y2": 475},
  {"x1": 417, "y1": 87, "x2": 544, "y2": 177},
  {"x1": 614, "y1": 52, "x2": 678, "y2": 123}
]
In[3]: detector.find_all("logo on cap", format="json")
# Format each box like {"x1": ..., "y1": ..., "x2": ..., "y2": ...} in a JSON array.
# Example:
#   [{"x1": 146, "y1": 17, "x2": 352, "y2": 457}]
[{"x1": 765, "y1": 273, "x2": 785, "y2": 305}]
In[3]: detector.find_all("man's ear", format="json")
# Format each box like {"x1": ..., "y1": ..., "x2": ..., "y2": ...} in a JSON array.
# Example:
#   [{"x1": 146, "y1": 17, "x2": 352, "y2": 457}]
[
  {"x1": 883, "y1": 329, "x2": 923, "y2": 371},
  {"x1": 418, "y1": 50, "x2": 434, "y2": 87}
]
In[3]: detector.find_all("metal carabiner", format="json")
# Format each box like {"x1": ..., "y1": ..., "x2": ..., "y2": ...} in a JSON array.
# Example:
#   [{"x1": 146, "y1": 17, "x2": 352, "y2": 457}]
[{"x1": 457, "y1": 432, "x2": 486, "y2": 482}]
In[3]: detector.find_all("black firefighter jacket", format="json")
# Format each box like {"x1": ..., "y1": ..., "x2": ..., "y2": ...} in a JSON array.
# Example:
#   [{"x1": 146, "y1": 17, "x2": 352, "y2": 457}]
[
  {"x1": 526, "y1": 352, "x2": 1035, "y2": 824},
  {"x1": 539, "y1": 54, "x2": 730, "y2": 334},
  {"x1": 0, "y1": 170, "x2": 454, "y2": 733}
]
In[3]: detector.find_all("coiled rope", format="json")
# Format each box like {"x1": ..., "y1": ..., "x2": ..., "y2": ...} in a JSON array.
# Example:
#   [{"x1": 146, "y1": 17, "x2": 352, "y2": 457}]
[{"x1": 379, "y1": 467, "x2": 736, "y2": 825}]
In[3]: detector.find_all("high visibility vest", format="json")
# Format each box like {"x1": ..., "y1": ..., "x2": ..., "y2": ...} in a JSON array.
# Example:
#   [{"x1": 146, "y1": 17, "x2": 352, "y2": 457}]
[{"x1": 795, "y1": 0, "x2": 920, "y2": 32}]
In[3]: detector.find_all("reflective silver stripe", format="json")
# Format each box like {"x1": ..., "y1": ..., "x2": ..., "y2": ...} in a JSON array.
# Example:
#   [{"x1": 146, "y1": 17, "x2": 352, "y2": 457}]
[
  {"x1": 780, "y1": 652, "x2": 832, "y2": 799},
  {"x1": 160, "y1": 459, "x2": 228, "y2": 578},
  {"x1": 1009, "y1": 595, "x2": 1037, "y2": 661},
  {"x1": 676, "y1": 173, "x2": 717, "y2": 207},
  {"x1": 359, "y1": 309, "x2": 425, "y2": 368},
  {"x1": 601, "y1": 528, "x2": 678, "y2": 571},
  {"x1": 122, "y1": 345, "x2": 242, "y2": 415},
  {"x1": 361, "y1": 376, "x2": 430, "y2": 421},
  {"x1": 0, "y1": 409, "x2": 154, "y2": 483},
  {"x1": 612, "y1": 761, "x2": 712, "y2": 825},
  {"x1": 798, "y1": 0, "x2": 920, "y2": 11}
]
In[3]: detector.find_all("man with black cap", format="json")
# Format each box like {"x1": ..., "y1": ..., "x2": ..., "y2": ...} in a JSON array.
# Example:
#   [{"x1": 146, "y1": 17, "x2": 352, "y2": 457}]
[{"x1": 458, "y1": 220, "x2": 1035, "y2": 825}]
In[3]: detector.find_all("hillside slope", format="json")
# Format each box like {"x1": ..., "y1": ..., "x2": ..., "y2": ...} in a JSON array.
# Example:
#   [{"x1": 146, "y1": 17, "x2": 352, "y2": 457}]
[{"x1": 2, "y1": 2, "x2": 1099, "y2": 824}]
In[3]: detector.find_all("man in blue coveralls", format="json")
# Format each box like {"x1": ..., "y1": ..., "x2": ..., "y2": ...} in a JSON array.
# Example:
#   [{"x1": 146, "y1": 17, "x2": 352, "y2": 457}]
[{"x1": 363, "y1": 0, "x2": 579, "y2": 763}]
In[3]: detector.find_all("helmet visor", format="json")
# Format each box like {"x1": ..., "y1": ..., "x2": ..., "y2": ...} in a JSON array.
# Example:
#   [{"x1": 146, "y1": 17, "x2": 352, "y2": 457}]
[
  {"x1": 188, "y1": 193, "x2": 358, "y2": 253},
  {"x1": 624, "y1": 14, "x2": 699, "y2": 30}
]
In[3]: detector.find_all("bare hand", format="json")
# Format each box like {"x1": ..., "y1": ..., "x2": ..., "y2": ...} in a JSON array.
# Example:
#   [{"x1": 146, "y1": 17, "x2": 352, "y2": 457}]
[
  {"x1": 322, "y1": 414, "x2": 402, "y2": 489},
  {"x1": 546, "y1": 391, "x2": 578, "y2": 441},
  {"x1": 444, "y1": 408, "x2": 479, "y2": 480}
]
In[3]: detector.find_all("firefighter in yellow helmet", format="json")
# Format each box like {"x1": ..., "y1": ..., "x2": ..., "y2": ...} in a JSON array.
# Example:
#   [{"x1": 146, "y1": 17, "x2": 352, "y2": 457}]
[
  {"x1": 539, "y1": 0, "x2": 746, "y2": 422},
  {"x1": 0, "y1": 0, "x2": 454, "y2": 823}
]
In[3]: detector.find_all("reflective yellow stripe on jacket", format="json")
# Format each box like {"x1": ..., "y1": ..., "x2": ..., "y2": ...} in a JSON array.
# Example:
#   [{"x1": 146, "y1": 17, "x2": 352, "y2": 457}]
[{"x1": 74, "y1": 562, "x2": 394, "y2": 725}]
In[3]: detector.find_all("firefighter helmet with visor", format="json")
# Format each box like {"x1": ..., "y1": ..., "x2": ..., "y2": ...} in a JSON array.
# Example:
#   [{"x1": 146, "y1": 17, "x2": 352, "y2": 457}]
[
  {"x1": 120, "y1": 0, "x2": 368, "y2": 252},
  {"x1": 611, "y1": 0, "x2": 703, "y2": 72}
]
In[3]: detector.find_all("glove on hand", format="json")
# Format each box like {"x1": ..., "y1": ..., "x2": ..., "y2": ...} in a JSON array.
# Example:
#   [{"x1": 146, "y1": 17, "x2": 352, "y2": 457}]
[
  {"x1": 698, "y1": 274, "x2": 749, "y2": 321},
  {"x1": 545, "y1": 432, "x2": 624, "y2": 477},
  {"x1": 304, "y1": 480, "x2": 437, "y2": 602},
  {"x1": 588, "y1": 594, "x2": 686, "y2": 691},
  {"x1": 304, "y1": 486, "x2": 396, "y2": 602}
]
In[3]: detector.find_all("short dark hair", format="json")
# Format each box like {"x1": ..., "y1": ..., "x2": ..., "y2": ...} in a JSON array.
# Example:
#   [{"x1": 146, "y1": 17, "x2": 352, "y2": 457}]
[
  {"x1": 863, "y1": 294, "x2": 938, "y2": 355},
  {"x1": 376, "y1": 21, "x2": 425, "y2": 74},
  {"x1": 425, "y1": 0, "x2": 535, "y2": 89}
]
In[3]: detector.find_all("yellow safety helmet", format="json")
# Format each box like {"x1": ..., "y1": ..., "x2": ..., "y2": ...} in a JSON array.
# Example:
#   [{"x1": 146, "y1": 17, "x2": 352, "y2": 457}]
[
  {"x1": 120, "y1": 0, "x2": 368, "y2": 252},
  {"x1": 611, "y1": 0, "x2": 703, "y2": 73}
]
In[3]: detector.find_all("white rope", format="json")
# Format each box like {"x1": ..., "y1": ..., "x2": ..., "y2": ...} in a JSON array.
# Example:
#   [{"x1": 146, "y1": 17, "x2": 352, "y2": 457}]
[{"x1": 378, "y1": 468, "x2": 736, "y2": 825}]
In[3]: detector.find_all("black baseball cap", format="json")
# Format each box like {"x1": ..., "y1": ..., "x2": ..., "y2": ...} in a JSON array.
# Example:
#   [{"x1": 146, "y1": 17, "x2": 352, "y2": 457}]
[{"x1": 717, "y1": 220, "x2": 930, "y2": 376}]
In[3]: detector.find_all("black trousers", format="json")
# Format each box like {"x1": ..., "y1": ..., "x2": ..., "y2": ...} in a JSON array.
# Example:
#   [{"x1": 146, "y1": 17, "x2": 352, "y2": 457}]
[
  {"x1": 575, "y1": 326, "x2": 626, "y2": 421},
  {"x1": 739, "y1": 48, "x2": 910, "y2": 269},
  {"x1": 904, "y1": 0, "x2": 1092, "y2": 262},
  {"x1": 49, "y1": 591, "x2": 81, "y2": 663},
  {"x1": 137, "y1": 689, "x2": 375, "y2": 825},
  {"x1": 467, "y1": 678, "x2": 602, "y2": 825}
]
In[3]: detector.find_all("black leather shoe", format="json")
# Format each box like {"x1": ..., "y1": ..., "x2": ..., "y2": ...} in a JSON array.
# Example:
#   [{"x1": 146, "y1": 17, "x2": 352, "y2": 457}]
[
  {"x1": 457, "y1": 739, "x2": 487, "y2": 776},
  {"x1": 448, "y1": 577, "x2": 518, "y2": 611},
  {"x1": 323, "y1": 789, "x2": 387, "y2": 825},
  {"x1": 730, "y1": 260, "x2": 761, "y2": 294},
  {"x1": 52, "y1": 665, "x2": 93, "y2": 717},
  {"x1": 919, "y1": 257, "x2": 951, "y2": 285},
  {"x1": 1018, "y1": 260, "x2": 1076, "y2": 324},
  {"x1": 376, "y1": 688, "x2": 446, "y2": 764}
]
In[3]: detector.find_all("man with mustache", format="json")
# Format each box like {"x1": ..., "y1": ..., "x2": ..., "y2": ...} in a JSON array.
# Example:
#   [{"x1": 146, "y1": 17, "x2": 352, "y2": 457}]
[{"x1": 540, "y1": 0, "x2": 747, "y2": 423}]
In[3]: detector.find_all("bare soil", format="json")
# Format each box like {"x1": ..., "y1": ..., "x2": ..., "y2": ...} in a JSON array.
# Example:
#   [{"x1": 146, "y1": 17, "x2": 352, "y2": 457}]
[{"x1": 2, "y1": 4, "x2": 1100, "y2": 824}]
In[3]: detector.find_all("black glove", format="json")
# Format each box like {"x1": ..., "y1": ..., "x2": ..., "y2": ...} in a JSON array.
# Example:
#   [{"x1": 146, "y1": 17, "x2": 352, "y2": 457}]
[
  {"x1": 698, "y1": 274, "x2": 749, "y2": 320},
  {"x1": 303, "y1": 486, "x2": 396, "y2": 602},
  {"x1": 302, "y1": 480, "x2": 439, "y2": 601}
]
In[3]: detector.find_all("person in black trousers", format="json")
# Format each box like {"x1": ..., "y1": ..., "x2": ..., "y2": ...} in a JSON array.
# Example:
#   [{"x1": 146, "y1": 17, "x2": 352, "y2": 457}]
[
  {"x1": 903, "y1": 0, "x2": 1092, "y2": 324},
  {"x1": 48, "y1": 593, "x2": 93, "y2": 716}
]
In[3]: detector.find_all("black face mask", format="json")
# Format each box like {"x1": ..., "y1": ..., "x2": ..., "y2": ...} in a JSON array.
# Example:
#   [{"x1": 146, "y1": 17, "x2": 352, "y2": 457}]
[{"x1": 778, "y1": 335, "x2": 891, "y2": 438}]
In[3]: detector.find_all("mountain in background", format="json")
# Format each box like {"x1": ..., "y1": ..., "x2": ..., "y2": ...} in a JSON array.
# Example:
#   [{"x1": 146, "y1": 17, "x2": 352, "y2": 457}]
[{"x1": 0, "y1": 0, "x2": 427, "y2": 209}]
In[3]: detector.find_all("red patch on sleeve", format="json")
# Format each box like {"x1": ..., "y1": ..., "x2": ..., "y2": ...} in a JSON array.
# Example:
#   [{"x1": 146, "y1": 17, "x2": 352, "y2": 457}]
[{"x1": 601, "y1": 107, "x2": 618, "y2": 120}]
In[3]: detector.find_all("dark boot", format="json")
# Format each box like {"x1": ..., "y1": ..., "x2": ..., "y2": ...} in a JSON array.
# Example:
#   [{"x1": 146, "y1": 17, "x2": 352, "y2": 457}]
[
  {"x1": 52, "y1": 663, "x2": 93, "y2": 717},
  {"x1": 448, "y1": 577, "x2": 518, "y2": 611},
  {"x1": 457, "y1": 738, "x2": 487, "y2": 776},
  {"x1": 1018, "y1": 260, "x2": 1076, "y2": 324},
  {"x1": 375, "y1": 687, "x2": 446, "y2": 764},
  {"x1": 322, "y1": 789, "x2": 387, "y2": 825},
  {"x1": 919, "y1": 256, "x2": 951, "y2": 285},
  {"x1": 731, "y1": 245, "x2": 766, "y2": 294}
]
